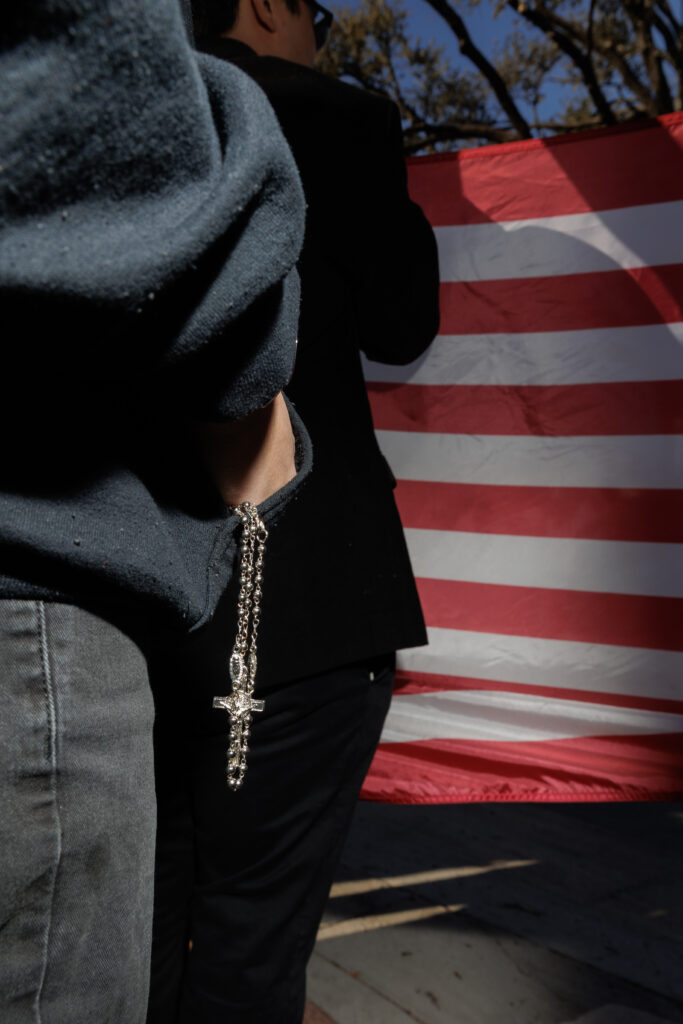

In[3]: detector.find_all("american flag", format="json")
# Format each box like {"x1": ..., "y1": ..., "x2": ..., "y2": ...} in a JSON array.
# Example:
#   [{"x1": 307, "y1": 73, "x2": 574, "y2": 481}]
[{"x1": 362, "y1": 112, "x2": 683, "y2": 804}]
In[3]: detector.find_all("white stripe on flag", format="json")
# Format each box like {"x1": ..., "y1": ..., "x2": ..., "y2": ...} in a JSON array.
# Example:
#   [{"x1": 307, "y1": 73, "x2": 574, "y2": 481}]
[
  {"x1": 363, "y1": 322, "x2": 683, "y2": 387},
  {"x1": 376, "y1": 431, "x2": 683, "y2": 489},
  {"x1": 404, "y1": 528, "x2": 683, "y2": 598},
  {"x1": 398, "y1": 628, "x2": 683, "y2": 703},
  {"x1": 380, "y1": 690, "x2": 683, "y2": 744},
  {"x1": 434, "y1": 200, "x2": 683, "y2": 282}
]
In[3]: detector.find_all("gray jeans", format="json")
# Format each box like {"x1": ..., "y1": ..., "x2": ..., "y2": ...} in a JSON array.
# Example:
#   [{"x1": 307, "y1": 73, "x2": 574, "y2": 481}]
[{"x1": 0, "y1": 600, "x2": 156, "y2": 1024}]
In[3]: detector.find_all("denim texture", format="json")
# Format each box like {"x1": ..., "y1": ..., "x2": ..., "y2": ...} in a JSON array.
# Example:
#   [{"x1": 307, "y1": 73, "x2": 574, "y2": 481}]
[{"x1": 0, "y1": 601, "x2": 156, "y2": 1023}]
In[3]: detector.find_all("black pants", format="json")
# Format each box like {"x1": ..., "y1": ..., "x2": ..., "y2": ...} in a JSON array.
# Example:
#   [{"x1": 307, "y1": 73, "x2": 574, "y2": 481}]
[{"x1": 147, "y1": 633, "x2": 394, "y2": 1024}]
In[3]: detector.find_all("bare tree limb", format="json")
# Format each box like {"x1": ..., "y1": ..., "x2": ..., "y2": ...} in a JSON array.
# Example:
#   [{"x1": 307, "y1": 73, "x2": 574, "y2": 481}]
[
  {"x1": 651, "y1": 9, "x2": 682, "y2": 64},
  {"x1": 531, "y1": 118, "x2": 604, "y2": 132},
  {"x1": 624, "y1": 0, "x2": 674, "y2": 110},
  {"x1": 649, "y1": 6, "x2": 683, "y2": 109},
  {"x1": 377, "y1": 32, "x2": 412, "y2": 113},
  {"x1": 594, "y1": 42, "x2": 659, "y2": 114},
  {"x1": 322, "y1": 0, "x2": 682, "y2": 154},
  {"x1": 509, "y1": 0, "x2": 661, "y2": 117},
  {"x1": 507, "y1": 0, "x2": 618, "y2": 123},
  {"x1": 421, "y1": 0, "x2": 532, "y2": 137},
  {"x1": 402, "y1": 120, "x2": 519, "y2": 153},
  {"x1": 654, "y1": 0, "x2": 682, "y2": 34},
  {"x1": 586, "y1": 0, "x2": 597, "y2": 58}
]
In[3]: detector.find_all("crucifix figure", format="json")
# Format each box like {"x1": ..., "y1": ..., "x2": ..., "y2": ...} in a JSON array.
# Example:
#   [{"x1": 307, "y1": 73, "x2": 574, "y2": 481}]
[
  {"x1": 213, "y1": 650, "x2": 265, "y2": 790},
  {"x1": 213, "y1": 503, "x2": 268, "y2": 790},
  {"x1": 213, "y1": 689, "x2": 265, "y2": 721}
]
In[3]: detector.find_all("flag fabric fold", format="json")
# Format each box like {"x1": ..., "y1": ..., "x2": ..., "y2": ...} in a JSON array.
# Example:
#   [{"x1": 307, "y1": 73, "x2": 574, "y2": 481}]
[{"x1": 362, "y1": 113, "x2": 683, "y2": 804}]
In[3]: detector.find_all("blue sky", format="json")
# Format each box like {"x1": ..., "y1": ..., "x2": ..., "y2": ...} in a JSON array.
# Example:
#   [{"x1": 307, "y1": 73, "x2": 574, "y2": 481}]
[
  {"x1": 325, "y1": 0, "x2": 570, "y2": 126},
  {"x1": 326, "y1": 0, "x2": 683, "y2": 129},
  {"x1": 388, "y1": 0, "x2": 518, "y2": 60},
  {"x1": 328, "y1": 0, "x2": 521, "y2": 68}
]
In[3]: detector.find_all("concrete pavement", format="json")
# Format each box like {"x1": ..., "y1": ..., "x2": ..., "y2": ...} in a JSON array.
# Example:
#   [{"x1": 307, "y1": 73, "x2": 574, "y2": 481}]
[{"x1": 305, "y1": 802, "x2": 683, "y2": 1023}]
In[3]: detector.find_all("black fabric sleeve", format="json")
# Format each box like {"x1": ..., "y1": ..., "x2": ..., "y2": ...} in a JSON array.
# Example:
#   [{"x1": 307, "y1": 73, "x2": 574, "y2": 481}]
[
  {"x1": 0, "y1": 3, "x2": 311, "y2": 629},
  {"x1": 0, "y1": 0, "x2": 306, "y2": 422},
  {"x1": 343, "y1": 101, "x2": 441, "y2": 366},
  {"x1": 224, "y1": 56, "x2": 440, "y2": 368}
]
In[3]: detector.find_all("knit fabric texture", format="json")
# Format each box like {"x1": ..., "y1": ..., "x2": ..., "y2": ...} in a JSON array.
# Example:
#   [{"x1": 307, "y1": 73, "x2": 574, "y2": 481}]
[{"x1": 0, "y1": 0, "x2": 310, "y2": 630}]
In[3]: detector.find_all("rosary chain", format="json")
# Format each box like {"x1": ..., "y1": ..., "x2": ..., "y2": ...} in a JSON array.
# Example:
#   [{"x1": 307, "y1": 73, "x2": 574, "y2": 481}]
[{"x1": 225, "y1": 502, "x2": 268, "y2": 791}]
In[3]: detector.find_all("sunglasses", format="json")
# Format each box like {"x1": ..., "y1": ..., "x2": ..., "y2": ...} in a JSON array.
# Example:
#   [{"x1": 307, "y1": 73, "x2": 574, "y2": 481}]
[{"x1": 302, "y1": 0, "x2": 334, "y2": 50}]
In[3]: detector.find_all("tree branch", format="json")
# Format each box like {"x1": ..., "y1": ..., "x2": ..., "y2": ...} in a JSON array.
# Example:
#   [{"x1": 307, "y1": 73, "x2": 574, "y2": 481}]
[
  {"x1": 377, "y1": 32, "x2": 413, "y2": 115},
  {"x1": 649, "y1": 5, "x2": 683, "y2": 110},
  {"x1": 403, "y1": 120, "x2": 518, "y2": 154},
  {"x1": 651, "y1": 9, "x2": 682, "y2": 65},
  {"x1": 654, "y1": 0, "x2": 682, "y2": 34},
  {"x1": 421, "y1": 0, "x2": 532, "y2": 138},
  {"x1": 624, "y1": 0, "x2": 673, "y2": 110},
  {"x1": 508, "y1": 0, "x2": 619, "y2": 123},
  {"x1": 587, "y1": 0, "x2": 597, "y2": 57},
  {"x1": 531, "y1": 118, "x2": 603, "y2": 132}
]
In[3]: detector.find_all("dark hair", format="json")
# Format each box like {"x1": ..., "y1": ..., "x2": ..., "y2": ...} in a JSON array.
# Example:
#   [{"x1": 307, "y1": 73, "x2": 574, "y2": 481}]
[{"x1": 192, "y1": 0, "x2": 301, "y2": 40}]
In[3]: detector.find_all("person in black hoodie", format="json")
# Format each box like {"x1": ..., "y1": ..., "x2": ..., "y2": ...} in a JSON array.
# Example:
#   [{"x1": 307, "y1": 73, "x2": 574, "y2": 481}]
[
  {"x1": 0, "y1": 2, "x2": 311, "y2": 1021},
  {"x1": 146, "y1": 2, "x2": 440, "y2": 1022}
]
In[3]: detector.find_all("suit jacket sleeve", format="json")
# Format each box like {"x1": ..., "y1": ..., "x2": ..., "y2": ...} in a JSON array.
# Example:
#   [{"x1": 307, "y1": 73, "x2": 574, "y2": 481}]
[
  {"x1": 238, "y1": 60, "x2": 440, "y2": 367},
  {"x1": 344, "y1": 100, "x2": 440, "y2": 365}
]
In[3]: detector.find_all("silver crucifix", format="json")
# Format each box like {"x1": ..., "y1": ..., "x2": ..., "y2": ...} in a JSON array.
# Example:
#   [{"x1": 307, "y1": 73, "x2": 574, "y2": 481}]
[
  {"x1": 212, "y1": 690, "x2": 265, "y2": 719},
  {"x1": 213, "y1": 650, "x2": 265, "y2": 790},
  {"x1": 214, "y1": 503, "x2": 268, "y2": 790}
]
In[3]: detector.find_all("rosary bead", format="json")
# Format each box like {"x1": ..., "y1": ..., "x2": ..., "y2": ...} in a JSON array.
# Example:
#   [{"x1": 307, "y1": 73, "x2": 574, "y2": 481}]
[{"x1": 214, "y1": 502, "x2": 267, "y2": 791}]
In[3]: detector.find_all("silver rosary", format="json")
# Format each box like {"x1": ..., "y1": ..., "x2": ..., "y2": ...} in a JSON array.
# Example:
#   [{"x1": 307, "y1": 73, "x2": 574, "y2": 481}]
[{"x1": 212, "y1": 502, "x2": 268, "y2": 790}]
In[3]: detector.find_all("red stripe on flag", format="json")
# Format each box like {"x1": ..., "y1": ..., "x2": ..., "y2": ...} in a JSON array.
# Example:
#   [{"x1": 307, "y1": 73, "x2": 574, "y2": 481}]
[
  {"x1": 439, "y1": 264, "x2": 683, "y2": 335},
  {"x1": 392, "y1": 670, "x2": 683, "y2": 717},
  {"x1": 417, "y1": 577, "x2": 683, "y2": 652},
  {"x1": 368, "y1": 380, "x2": 683, "y2": 436},
  {"x1": 395, "y1": 481, "x2": 683, "y2": 544},
  {"x1": 408, "y1": 114, "x2": 683, "y2": 226},
  {"x1": 361, "y1": 733, "x2": 683, "y2": 803}
]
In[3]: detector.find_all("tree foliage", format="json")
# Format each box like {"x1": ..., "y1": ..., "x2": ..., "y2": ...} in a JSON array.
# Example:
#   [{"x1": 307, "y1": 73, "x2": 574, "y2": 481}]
[{"x1": 316, "y1": 0, "x2": 683, "y2": 152}]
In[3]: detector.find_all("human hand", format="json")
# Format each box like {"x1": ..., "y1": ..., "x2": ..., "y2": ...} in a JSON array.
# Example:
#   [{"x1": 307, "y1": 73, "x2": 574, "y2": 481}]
[{"x1": 193, "y1": 392, "x2": 296, "y2": 508}]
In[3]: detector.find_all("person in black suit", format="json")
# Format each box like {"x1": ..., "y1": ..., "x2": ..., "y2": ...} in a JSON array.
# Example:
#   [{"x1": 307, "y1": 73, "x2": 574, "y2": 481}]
[{"x1": 147, "y1": 3, "x2": 440, "y2": 1021}]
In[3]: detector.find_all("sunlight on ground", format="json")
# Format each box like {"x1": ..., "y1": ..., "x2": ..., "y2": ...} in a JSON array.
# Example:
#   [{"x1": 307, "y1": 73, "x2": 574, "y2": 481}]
[
  {"x1": 318, "y1": 858, "x2": 538, "y2": 940},
  {"x1": 317, "y1": 902, "x2": 467, "y2": 940},
  {"x1": 328, "y1": 858, "x2": 538, "y2": 899}
]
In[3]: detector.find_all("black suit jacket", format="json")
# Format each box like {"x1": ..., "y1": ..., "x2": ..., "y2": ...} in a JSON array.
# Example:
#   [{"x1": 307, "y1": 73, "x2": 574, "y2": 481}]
[{"x1": 200, "y1": 38, "x2": 440, "y2": 684}]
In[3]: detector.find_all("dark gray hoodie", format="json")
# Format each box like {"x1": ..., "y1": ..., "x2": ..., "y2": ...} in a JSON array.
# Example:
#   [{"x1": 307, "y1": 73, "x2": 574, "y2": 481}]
[{"x1": 0, "y1": 0, "x2": 310, "y2": 630}]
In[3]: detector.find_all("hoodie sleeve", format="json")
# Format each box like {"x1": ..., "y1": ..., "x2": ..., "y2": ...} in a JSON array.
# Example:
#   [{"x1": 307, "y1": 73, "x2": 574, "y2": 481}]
[{"x1": 0, "y1": 0, "x2": 306, "y2": 422}]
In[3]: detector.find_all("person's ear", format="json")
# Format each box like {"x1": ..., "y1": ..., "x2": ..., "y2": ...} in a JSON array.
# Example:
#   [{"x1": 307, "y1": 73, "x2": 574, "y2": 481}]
[{"x1": 250, "y1": 0, "x2": 277, "y2": 34}]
